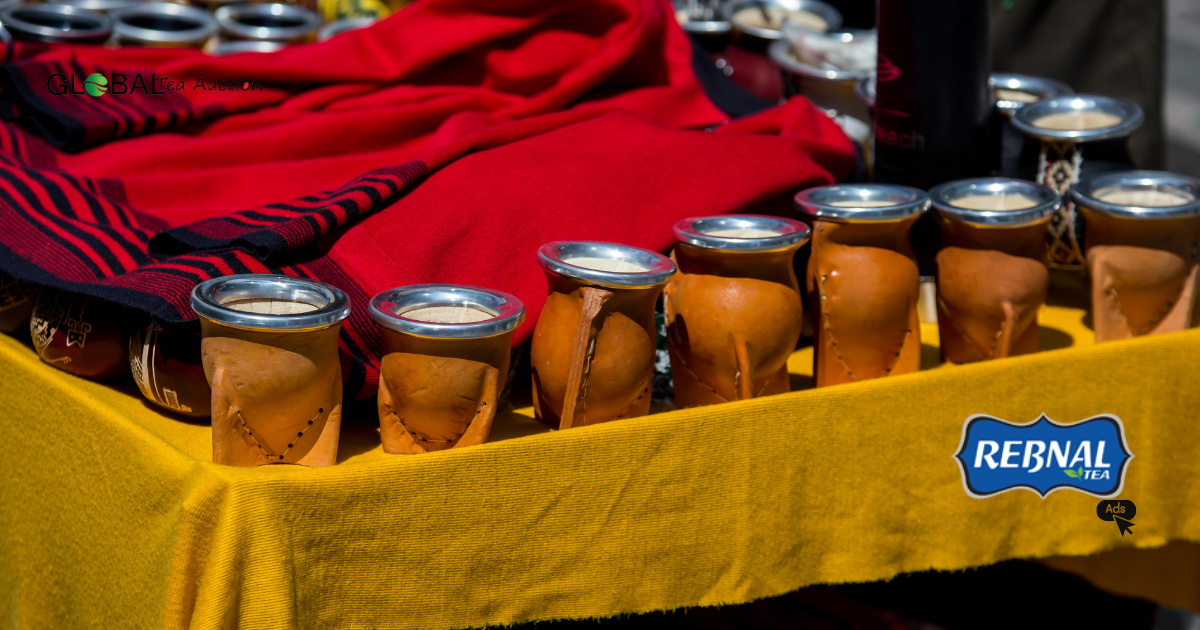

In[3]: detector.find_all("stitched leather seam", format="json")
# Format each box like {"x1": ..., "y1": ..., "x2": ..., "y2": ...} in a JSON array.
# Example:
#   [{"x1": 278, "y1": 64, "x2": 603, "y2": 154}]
[
  {"x1": 820, "y1": 274, "x2": 860, "y2": 381},
  {"x1": 615, "y1": 379, "x2": 651, "y2": 419},
  {"x1": 385, "y1": 402, "x2": 476, "y2": 445},
  {"x1": 937, "y1": 296, "x2": 989, "y2": 360},
  {"x1": 238, "y1": 407, "x2": 321, "y2": 461},
  {"x1": 673, "y1": 350, "x2": 729, "y2": 402},
  {"x1": 1108, "y1": 285, "x2": 1181, "y2": 337},
  {"x1": 882, "y1": 329, "x2": 913, "y2": 376},
  {"x1": 578, "y1": 334, "x2": 596, "y2": 424}
]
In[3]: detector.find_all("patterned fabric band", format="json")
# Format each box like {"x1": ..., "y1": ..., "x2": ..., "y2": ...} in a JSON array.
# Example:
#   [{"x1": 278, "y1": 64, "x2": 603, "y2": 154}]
[{"x1": 1038, "y1": 140, "x2": 1086, "y2": 270}]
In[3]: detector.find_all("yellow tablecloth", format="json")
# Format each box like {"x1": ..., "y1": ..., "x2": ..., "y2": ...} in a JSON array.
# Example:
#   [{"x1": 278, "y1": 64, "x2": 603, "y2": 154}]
[{"x1": 2, "y1": 282, "x2": 1200, "y2": 629}]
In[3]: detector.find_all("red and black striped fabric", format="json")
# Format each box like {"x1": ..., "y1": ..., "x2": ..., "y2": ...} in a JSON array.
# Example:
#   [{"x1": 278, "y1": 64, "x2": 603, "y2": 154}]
[{"x1": 0, "y1": 0, "x2": 854, "y2": 398}]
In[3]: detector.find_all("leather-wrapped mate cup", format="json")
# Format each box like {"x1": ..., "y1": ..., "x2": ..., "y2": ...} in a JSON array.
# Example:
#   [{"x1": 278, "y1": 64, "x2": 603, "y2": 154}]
[
  {"x1": 129, "y1": 321, "x2": 212, "y2": 418},
  {"x1": 368, "y1": 285, "x2": 525, "y2": 454},
  {"x1": 191, "y1": 275, "x2": 350, "y2": 467},
  {"x1": 531, "y1": 241, "x2": 675, "y2": 429},
  {"x1": 30, "y1": 289, "x2": 129, "y2": 380},
  {"x1": 0, "y1": 271, "x2": 38, "y2": 334},
  {"x1": 929, "y1": 178, "x2": 1061, "y2": 363},
  {"x1": 794, "y1": 184, "x2": 929, "y2": 387},
  {"x1": 1069, "y1": 171, "x2": 1200, "y2": 342},
  {"x1": 1011, "y1": 95, "x2": 1143, "y2": 270},
  {"x1": 665, "y1": 215, "x2": 811, "y2": 408}
]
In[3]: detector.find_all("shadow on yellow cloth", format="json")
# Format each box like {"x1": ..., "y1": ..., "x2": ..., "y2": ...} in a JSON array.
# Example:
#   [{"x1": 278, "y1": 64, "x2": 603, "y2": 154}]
[{"x1": 1, "y1": 275, "x2": 1199, "y2": 628}]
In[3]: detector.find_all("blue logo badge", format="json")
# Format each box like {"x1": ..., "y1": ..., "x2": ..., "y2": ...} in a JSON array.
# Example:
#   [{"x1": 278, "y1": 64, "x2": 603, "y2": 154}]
[{"x1": 954, "y1": 414, "x2": 1133, "y2": 498}]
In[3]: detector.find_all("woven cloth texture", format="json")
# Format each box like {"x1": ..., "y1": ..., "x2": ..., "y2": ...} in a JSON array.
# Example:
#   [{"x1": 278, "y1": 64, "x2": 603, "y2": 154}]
[
  {"x1": 2, "y1": 301, "x2": 1198, "y2": 629},
  {"x1": 0, "y1": 0, "x2": 853, "y2": 399}
]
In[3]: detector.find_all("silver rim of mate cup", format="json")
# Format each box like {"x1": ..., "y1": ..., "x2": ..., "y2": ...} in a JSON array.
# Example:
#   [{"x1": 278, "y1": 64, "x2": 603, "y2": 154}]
[
  {"x1": 112, "y1": 3, "x2": 216, "y2": 47},
  {"x1": 1011, "y1": 94, "x2": 1143, "y2": 143},
  {"x1": 214, "y1": 3, "x2": 321, "y2": 42},
  {"x1": 1, "y1": 4, "x2": 111, "y2": 43},
  {"x1": 989, "y1": 73, "x2": 1074, "y2": 117},
  {"x1": 767, "y1": 34, "x2": 872, "y2": 83},
  {"x1": 723, "y1": 0, "x2": 842, "y2": 41},
  {"x1": 929, "y1": 178, "x2": 1061, "y2": 228},
  {"x1": 674, "y1": 0, "x2": 731, "y2": 36},
  {"x1": 537, "y1": 241, "x2": 676, "y2": 289},
  {"x1": 191, "y1": 274, "x2": 351, "y2": 331},
  {"x1": 368, "y1": 284, "x2": 526, "y2": 340},
  {"x1": 855, "y1": 74, "x2": 874, "y2": 110},
  {"x1": 208, "y1": 39, "x2": 286, "y2": 55},
  {"x1": 794, "y1": 184, "x2": 930, "y2": 223},
  {"x1": 316, "y1": 17, "x2": 373, "y2": 41},
  {"x1": 44, "y1": 0, "x2": 140, "y2": 14},
  {"x1": 673, "y1": 214, "x2": 812, "y2": 252},
  {"x1": 1069, "y1": 170, "x2": 1200, "y2": 220}
]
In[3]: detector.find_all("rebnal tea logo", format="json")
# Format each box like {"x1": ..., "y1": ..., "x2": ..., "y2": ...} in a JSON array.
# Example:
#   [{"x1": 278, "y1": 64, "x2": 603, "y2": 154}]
[{"x1": 954, "y1": 414, "x2": 1133, "y2": 498}]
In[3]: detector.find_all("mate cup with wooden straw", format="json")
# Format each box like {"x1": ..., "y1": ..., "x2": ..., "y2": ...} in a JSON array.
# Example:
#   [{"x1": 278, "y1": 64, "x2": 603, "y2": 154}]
[
  {"x1": 1011, "y1": 95, "x2": 1143, "y2": 270},
  {"x1": 532, "y1": 241, "x2": 675, "y2": 429},
  {"x1": 794, "y1": 184, "x2": 929, "y2": 387},
  {"x1": 191, "y1": 274, "x2": 350, "y2": 467},
  {"x1": 369, "y1": 285, "x2": 525, "y2": 454},
  {"x1": 665, "y1": 215, "x2": 810, "y2": 408},
  {"x1": 929, "y1": 178, "x2": 1060, "y2": 363},
  {"x1": 1069, "y1": 171, "x2": 1200, "y2": 342}
]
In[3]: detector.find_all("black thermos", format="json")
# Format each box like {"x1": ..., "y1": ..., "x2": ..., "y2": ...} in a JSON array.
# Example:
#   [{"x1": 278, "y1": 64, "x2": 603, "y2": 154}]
[
  {"x1": 873, "y1": 0, "x2": 991, "y2": 272},
  {"x1": 874, "y1": 0, "x2": 991, "y2": 188}
]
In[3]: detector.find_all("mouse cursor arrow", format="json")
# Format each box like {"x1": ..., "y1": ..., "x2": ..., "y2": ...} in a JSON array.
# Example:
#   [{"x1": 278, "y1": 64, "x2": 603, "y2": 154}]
[{"x1": 1114, "y1": 515, "x2": 1135, "y2": 536}]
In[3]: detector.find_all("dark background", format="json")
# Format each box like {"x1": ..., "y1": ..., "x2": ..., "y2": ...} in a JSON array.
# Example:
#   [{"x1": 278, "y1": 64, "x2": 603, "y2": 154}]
[{"x1": 827, "y1": 0, "x2": 1199, "y2": 177}]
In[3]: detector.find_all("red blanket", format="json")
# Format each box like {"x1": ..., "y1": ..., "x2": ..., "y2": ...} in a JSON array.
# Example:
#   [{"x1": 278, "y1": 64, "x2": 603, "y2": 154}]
[{"x1": 0, "y1": 0, "x2": 853, "y2": 397}]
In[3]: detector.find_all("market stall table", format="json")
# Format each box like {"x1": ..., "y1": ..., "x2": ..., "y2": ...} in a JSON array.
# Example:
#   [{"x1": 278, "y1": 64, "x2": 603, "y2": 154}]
[{"x1": 2, "y1": 283, "x2": 1199, "y2": 629}]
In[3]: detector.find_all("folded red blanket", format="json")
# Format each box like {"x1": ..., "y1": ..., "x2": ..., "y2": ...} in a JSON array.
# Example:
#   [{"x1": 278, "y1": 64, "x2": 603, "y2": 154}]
[{"x1": 0, "y1": 0, "x2": 853, "y2": 397}]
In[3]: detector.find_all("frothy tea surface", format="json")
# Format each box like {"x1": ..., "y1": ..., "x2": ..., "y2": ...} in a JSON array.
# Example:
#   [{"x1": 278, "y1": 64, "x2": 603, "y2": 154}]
[
  {"x1": 829, "y1": 200, "x2": 895, "y2": 208},
  {"x1": 222, "y1": 298, "x2": 319, "y2": 315},
  {"x1": 732, "y1": 7, "x2": 826, "y2": 31},
  {"x1": 705, "y1": 228, "x2": 782, "y2": 238},
  {"x1": 563, "y1": 257, "x2": 648, "y2": 273},
  {"x1": 1033, "y1": 111, "x2": 1122, "y2": 131},
  {"x1": 1096, "y1": 189, "x2": 1192, "y2": 207},
  {"x1": 951, "y1": 195, "x2": 1038, "y2": 211},
  {"x1": 401, "y1": 306, "x2": 493, "y2": 323},
  {"x1": 995, "y1": 88, "x2": 1039, "y2": 103}
]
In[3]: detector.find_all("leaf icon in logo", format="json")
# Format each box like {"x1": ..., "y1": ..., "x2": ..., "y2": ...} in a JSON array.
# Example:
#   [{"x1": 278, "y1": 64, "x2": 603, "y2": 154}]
[
  {"x1": 1064, "y1": 469, "x2": 1079, "y2": 478},
  {"x1": 84, "y1": 73, "x2": 108, "y2": 97}
]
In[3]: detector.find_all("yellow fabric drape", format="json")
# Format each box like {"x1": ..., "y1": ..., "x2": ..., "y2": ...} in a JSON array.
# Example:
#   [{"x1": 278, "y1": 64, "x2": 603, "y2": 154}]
[{"x1": 2, "y1": 296, "x2": 1198, "y2": 629}]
